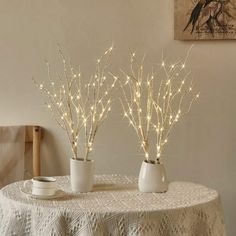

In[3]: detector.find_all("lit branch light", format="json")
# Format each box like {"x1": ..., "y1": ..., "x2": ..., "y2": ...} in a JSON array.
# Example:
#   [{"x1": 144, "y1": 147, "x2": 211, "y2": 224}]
[
  {"x1": 33, "y1": 45, "x2": 116, "y2": 161},
  {"x1": 117, "y1": 48, "x2": 199, "y2": 163}
]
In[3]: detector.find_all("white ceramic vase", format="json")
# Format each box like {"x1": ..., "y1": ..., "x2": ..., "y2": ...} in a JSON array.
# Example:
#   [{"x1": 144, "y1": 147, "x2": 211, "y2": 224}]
[
  {"x1": 138, "y1": 160, "x2": 168, "y2": 193},
  {"x1": 70, "y1": 158, "x2": 94, "y2": 193}
]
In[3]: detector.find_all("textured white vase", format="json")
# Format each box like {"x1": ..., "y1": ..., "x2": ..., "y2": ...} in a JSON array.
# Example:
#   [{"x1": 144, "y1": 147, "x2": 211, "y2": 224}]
[
  {"x1": 138, "y1": 160, "x2": 168, "y2": 193},
  {"x1": 70, "y1": 158, "x2": 94, "y2": 193}
]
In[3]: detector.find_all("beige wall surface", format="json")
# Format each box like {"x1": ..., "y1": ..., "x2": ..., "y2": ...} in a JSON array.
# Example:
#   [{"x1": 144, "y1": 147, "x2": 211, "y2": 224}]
[{"x1": 0, "y1": 0, "x2": 235, "y2": 235}]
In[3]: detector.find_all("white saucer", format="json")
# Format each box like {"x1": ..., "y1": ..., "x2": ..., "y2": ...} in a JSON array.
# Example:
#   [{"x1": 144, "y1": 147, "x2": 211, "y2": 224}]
[{"x1": 21, "y1": 187, "x2": 65, "y2": 200}]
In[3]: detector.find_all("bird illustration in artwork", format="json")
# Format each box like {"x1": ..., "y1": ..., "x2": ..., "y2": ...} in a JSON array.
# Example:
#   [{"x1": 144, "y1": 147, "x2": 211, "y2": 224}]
[
  {"x1": 198, "y1": 1, "x2": 225, "y2": 34},
  {"x1": 183, "y1": 0, "x2": 214, "y2": 33}
]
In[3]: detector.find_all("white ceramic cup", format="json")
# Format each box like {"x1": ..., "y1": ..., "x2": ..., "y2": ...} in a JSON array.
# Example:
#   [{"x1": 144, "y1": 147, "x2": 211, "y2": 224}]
[{"x1": 24, "y1": 176, "x2": 57, "y2": 196}]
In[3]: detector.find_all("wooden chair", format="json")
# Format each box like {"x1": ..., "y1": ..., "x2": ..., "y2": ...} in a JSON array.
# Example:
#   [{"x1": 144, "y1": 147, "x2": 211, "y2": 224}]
[
  {"x1": 25, "y1": 126, "x2": 43, "y2": 177},
  {"x1": 0, "y1": 126, "x2": 43, "y2": 188}
]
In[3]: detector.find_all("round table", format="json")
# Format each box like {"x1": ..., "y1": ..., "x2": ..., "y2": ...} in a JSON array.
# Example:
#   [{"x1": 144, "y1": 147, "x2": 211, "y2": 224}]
[{"x1": 0, "y1": 175, "x2": 225, "y2": 236}]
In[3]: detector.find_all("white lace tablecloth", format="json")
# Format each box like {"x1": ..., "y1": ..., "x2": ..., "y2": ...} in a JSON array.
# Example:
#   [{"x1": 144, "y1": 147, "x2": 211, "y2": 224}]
[{"x1": 0, "y1": 175, "x2": 225, "y2": 236}]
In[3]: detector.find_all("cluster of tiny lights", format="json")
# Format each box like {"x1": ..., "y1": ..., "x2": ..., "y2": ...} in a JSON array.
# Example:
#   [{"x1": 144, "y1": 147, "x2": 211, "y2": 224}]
[
  {"x1": 118, "y1": 48, "x2": 199, "y2": 163},
  {"x1": 34, "y1": 45, "x2": 116, "y2": 160}
]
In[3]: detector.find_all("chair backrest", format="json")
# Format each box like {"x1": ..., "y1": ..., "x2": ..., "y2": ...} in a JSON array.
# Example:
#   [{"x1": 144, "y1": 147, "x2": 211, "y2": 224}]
[
  {"x1": 25, "y1": 126, "x2": 43, "y2": 177},
  {"x1": 0, "y1": 125, "x2": 43, "y2": 188}
]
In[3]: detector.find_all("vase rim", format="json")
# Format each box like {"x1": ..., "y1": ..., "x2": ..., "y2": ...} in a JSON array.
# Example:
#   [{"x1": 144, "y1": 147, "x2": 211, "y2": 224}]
[
  {"x1": 143, "y1": 160, "x2": 162, "y2": 165},
  {"x1": 71, "y1": 158, "x2": 94, "y2": 162}
]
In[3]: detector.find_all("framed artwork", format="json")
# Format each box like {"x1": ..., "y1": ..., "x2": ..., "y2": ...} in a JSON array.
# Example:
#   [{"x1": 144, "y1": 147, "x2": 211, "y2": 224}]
[{"x1": 174, "y1": 0, "x2": 236, "y2": 40}]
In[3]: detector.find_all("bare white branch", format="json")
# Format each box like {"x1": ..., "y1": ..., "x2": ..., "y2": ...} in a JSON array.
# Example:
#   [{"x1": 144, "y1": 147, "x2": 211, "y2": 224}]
[
  {"x1": 119, "y1": 51, "x2": 199, "y2": 163},
  {"x1": 34, "y1": 46, "x2": 115, "y2": 161}
]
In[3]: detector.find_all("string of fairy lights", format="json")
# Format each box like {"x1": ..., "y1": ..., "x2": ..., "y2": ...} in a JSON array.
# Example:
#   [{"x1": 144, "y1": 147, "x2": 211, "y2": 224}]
[
  {"x1": 34, "y1": 45, "x2": 198, "y2": 163},
  {"x1": 33, "y1": 45, "x2": 116, "y2": 160},
  {"x1": 116, "y1": 48, "x2": 199, "y2": 163}
]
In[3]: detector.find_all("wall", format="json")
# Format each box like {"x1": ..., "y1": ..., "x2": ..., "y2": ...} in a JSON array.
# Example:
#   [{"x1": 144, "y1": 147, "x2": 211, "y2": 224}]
[{"x1": 0, "y1": 0, "x2": 235, "y2": 235}]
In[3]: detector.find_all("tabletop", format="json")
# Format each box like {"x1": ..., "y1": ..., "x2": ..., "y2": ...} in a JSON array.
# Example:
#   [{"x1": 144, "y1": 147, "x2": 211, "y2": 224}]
[{"x1": 0, "y1": 175, "x2": 226, "y2": 236}]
